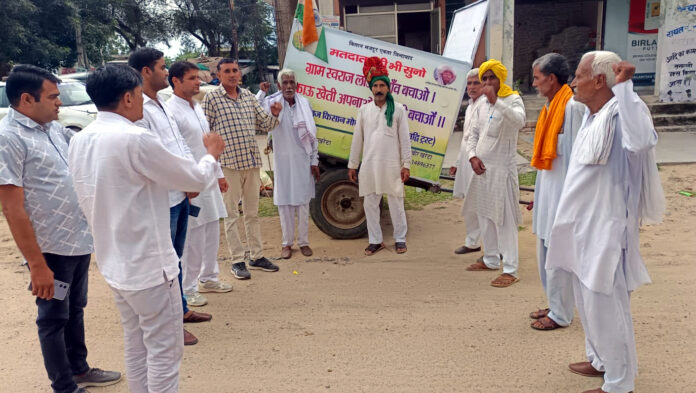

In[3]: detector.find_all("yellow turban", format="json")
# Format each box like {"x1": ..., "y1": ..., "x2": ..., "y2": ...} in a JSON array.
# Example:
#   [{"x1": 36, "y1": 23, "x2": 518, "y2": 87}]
[{"x1": 478, "y1": 59, "x2": 518, "y2": 97}]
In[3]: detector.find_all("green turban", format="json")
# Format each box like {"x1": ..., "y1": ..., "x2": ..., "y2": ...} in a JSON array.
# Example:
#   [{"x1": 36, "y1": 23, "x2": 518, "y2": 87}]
[{"x1": 369, "y1": 75, "x2": 395, "y2": 127}]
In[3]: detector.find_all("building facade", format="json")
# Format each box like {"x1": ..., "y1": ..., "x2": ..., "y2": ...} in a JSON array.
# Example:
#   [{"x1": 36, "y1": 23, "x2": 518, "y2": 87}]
[{"x1": 317, "y1": 0, "x2": 670, "y2": 93}]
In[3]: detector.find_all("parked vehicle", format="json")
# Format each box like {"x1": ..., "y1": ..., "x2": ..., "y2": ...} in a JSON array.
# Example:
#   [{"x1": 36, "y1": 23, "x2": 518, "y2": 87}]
[{"x1": 0, "y1": 80, "x2": 97, "y2": 131}]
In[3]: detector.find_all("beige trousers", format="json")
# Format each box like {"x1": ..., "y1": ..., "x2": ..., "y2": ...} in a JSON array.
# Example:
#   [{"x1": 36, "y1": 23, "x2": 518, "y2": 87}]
[{"x1": 222, "y1": 167, "x2": 263, "y2": 261}]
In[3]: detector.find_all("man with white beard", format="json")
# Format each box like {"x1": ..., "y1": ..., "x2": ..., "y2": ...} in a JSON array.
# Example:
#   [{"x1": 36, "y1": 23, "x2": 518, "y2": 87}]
[
  {"x1": 546, "y1": 51, "x2": 664, "y2": 393},
  {"x1": 257, "y1": 68, "x2": 320, "y2": 259}
]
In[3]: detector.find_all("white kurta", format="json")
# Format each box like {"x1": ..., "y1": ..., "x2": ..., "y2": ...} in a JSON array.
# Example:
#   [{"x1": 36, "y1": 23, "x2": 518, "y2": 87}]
[
  {"x1": 453, "y1": 97, "x2": 484, "y2": 198},
  {"x1": 167, "y1": 95, "x2": 227, "y2": 227},
  {"x1": 532, "y1": 97, "x2": 585, "y2": 326},
  {"x1": 532, "y1": 98, "x2": 585, "y2": 244},
  {"x1": 260, "y1": 95, "x2": 318, "y2": 206},
  {"x1": 137, "y1": 93, "x2": 194, "y2": 208},
  {"x1": 546, "y1": 80, "x2": 657, "y2": 295},
  {"x1": 463, "y1": 94, "x2": 526, "y2": 226},
  {"x1": 348, "y1": 101, "x2": 411, "y2": 197},
  {"x1": 68, "y1": 111, "x2": 219, "y2": 291}
]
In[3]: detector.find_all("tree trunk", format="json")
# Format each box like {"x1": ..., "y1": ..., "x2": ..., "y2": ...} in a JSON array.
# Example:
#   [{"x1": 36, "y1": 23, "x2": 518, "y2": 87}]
[
  {"x1": 75, "y1": 23, "x2": 89, "y2": 69},
  {"x1": 229, "y1": 0, "x2": 239, "y2": 60},
  {"x1": 74, "y1": 4, "x2": 89, "y2": 69},
  {"x1": 273, "y1": 0, "x2": 297, "y2": 67}
]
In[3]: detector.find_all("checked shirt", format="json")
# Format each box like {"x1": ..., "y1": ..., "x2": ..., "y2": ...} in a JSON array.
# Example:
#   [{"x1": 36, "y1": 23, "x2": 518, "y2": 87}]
[{"x1": 202, "y1": 86, "x2": 278, "y2": 170}]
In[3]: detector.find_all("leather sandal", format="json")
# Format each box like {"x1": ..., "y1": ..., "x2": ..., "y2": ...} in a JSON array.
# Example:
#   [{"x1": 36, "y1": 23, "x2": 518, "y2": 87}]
[
  {"x1": 530, "y1": 316, "x2": 565, "y2": 330},
  {"x1": 529, "y1": 308, "x2": 550, "y2": 319},
  {"x1": 364, "y1": 243, "x2": 385, "y2": 256},
  {"x1": 490, "y1": 273, "x2": 519, "y2": 287}
]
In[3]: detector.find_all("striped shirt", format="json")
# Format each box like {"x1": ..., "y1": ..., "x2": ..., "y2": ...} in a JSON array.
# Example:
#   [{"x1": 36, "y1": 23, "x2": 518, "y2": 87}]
[{"x1": 202, "y1": 86, "x2": 278, "y2": 169}]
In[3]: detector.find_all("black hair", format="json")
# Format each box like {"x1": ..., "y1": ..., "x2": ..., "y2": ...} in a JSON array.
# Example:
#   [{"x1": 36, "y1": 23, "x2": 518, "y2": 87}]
[
  {"x1": 217, "y1": 58, "x2": 238, "y2": 71},
  {"x1": 168, "y1": 61, "x2": 200, "y2": 87},
  {"x1": 5, "y1": 65, "x2": 61, "y2": 106},
  {"x1": 86, "y1": 64, "x2": 142, "y2": 110},
  {"x1": 128, "y1": 47, "x2": 165, "y2": 73},
  {"x1": 532, "y1": 53, "x2": 571, "y2": 85}
]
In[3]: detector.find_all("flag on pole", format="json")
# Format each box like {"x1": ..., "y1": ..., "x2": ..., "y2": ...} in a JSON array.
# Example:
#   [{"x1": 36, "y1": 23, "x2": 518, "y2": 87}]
[{"x1": 294, "y1": 0, "x2": 328, "y2": 62}]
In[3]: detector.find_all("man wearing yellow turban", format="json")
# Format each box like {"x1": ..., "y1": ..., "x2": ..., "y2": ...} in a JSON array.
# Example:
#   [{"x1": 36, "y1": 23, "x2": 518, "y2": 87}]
[{"x1": 461, "y1": 59, "x2": 526, "y2": 288}]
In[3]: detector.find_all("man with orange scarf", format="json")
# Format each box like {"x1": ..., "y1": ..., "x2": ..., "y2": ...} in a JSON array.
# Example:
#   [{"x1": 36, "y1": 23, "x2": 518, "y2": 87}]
[
  {"x1": 528, "y1": 53, "x2": 585, "y2": 330},
  {"x1": 463, "y1": 60, "x2": 526, "y2": 287}
]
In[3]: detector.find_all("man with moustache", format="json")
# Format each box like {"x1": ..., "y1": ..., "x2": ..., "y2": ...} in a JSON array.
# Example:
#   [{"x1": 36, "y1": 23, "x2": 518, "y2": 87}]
[
  {"x1": 202, "y1": 59, "x2": 283, "y2": 279},
  {"x1": 546, "y1": 52, "x2": 663, "y2": 393},
  {"x1": 0, "y1": 65, "x2": 121, "y2": 393},
  {"x1": 166, "y1": 61, "x2": 232, "y2": 308},
  {"x1": 527, "y1": 53, "x2": 585, "y2": 331},
  {"x1": 129, "y1": 48, "x2": 211, "y2": 347},
  {"x1": 69, "y1": 64, "x2": 224, "y2": 393},
  {"x1": 348, "y1": 56, "x2": 412, "y2": 256},
  {"x1": 463, "y1": 59, "x2": 526, "y2": 287},
  {"x1": 257, "y1": 68, "x2": 320, "y2": 259},
  {"x1": 450, "y1": 68, "x2": 484, "y2": 256}
]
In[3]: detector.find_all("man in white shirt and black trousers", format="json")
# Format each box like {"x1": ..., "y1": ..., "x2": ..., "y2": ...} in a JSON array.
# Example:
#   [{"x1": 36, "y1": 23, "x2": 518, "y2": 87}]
[
  {"x1": 68, "y1": 64, "x2": 224, "y2": 393},
  {"x1": 128, "y1": 48, "x2": 211, "y2": 346}
]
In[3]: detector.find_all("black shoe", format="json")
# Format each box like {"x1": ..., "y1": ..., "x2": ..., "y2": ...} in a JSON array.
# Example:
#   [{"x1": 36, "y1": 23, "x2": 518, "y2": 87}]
[
  {"x1": 74, "y1": 367, "x2": 121, "y2": 388},
  {"x1": 248, "y1": 257, "x2": 279, "y2": 272},
  {"x1": 231, "y1": 261, "x2": 251, "y2": 280}
]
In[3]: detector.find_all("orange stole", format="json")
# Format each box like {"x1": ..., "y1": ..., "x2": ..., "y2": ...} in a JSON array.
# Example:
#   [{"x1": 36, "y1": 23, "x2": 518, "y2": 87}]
[{"x1": 530, "y1": 84, "x2": 573, "y2": 170}]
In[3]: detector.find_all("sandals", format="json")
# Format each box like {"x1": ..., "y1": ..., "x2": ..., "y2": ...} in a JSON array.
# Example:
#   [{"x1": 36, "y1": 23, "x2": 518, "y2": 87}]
[
  {"x1": 395, "y1": 242, "x2": 407, "y2": 254},
  {"x1": 364, "y1": 243, "x2": 385, "y2": 256},
  {"x1": 490, "y1": 273, "x2": 520, "y2": 287},
  {"x1": 530, "y1": 316, "x2": 565, "y2": 331},
  {"x1": 465, "y1": 257, "x2": 498, "y2": 271},
  {"x1": 529, "y1": 308, "x2": 550, "y2": 319}
]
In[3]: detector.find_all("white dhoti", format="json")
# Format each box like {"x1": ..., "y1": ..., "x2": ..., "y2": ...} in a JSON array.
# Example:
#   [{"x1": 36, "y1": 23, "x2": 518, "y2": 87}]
[
  {"x1": 363, "y1": 193, "x2": 407, "y2": 244},
  {"x1": 182, "y1": 220, "x2": 221, "y2": 294},
  {"x1": 111, "y1": 279, "x2": 184, "y2": 393},
  {"x1": 477, "y1": 177, "x2": 519, "y2": 275},
  {"x1": 574, "y1": 255, "x2": 637, "y2": 393},
  {"x1": 537, "y1": 239, "x2": 574, "y2": 326},
  {"x1": 278, "y1": 204, "x2": 310, "y2": 247}
]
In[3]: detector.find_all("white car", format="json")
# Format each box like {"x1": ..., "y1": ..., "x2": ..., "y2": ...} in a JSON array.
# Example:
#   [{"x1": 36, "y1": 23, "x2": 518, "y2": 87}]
[{"x1": 0, "y1": 80, "x2": 97, "y2": 131}]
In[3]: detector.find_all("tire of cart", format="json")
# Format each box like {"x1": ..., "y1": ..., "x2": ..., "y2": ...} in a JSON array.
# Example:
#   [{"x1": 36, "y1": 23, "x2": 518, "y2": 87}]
[{"x1": 310, "y1": 168, "x2": 379, "y2": 239}]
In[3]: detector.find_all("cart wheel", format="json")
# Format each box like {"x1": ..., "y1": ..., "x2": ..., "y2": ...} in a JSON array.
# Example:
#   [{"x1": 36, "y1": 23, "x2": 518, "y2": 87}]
[{"x1": 310, "y1": 169, "x2": 370, "y2": 239}]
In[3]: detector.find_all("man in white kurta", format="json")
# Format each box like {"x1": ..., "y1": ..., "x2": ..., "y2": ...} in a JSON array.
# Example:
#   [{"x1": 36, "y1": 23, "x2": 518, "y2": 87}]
[
  {"x1": 451, "y1": 68, "x2": 484, "y2": 255},
  {"x1": 527, "y1": 53, "x2": 585, "y2": 330},
  {"x1": 546, "y1": 53, "x2": 663, "y2": 393},
  {"x1": 463, "y1": 60, "x2": 526, "y2": 287},
  {"x1": 258, "y1": 69, "x2": 320, "y2": 259},
  {"x1": 349, "y1": 57, "x2": 411, "y2": 256},
  {"x1": 68, "y1": 64, "x2": 224, "y2": 393},
  {"x1": 167, "y1": 61, "x2": 231, "y2": 308},
  {"x1": 129, "y1": 48, "x2": 211, "y2": 347}
]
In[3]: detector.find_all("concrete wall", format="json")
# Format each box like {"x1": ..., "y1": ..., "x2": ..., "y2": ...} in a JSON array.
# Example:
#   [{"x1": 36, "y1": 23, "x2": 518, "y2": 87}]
[{"x1": 603, "y1": 0, "x2": 630, "y2": 59}]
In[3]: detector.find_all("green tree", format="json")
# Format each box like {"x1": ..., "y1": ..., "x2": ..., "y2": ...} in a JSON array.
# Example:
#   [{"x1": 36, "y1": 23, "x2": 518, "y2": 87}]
[
  {"x1": 236, "y1": 0, "x2": 277, "y2": 72},
  {"x1": 106, "y1": 0, "x2": 172, "y2": 50},
  {"x1": 172, "y1": 0, "x2": 232, "y2": 57},
  {"x1": 0, "y1": 0, "x2": 76, "y2": 72}
]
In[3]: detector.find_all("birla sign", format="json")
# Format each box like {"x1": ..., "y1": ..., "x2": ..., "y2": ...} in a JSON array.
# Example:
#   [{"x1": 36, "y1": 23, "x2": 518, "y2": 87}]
[{"x1": 631, "y1": 38, "x2": 658, "y2": 47}]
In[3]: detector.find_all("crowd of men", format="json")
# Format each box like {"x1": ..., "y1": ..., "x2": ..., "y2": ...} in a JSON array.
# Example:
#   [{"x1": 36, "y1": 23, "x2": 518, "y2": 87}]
[{"x1": 0, "y1": 46, "x2": 663, "y2": 393}]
